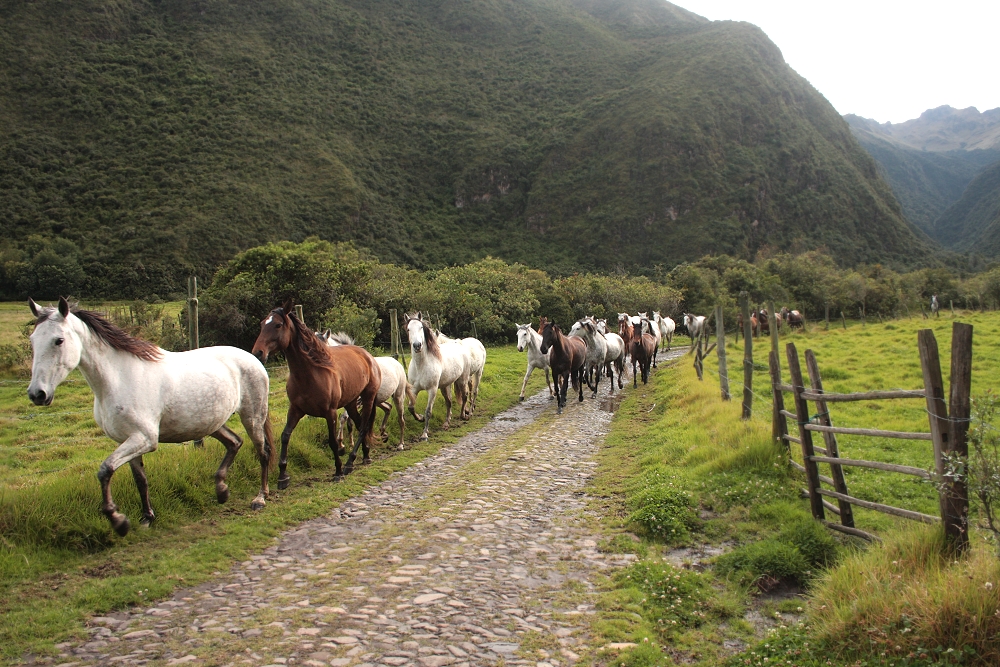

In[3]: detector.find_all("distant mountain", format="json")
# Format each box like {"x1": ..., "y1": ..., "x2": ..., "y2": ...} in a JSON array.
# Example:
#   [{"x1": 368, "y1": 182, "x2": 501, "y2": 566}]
[
  {"x1": 933, "y1": 161, "x2": 1000, "y2": 256},
  {"x1": 0, "y1": 0, "x2": 934, "y2": 299},
  {"x1": 844, "y1": 115, "x2": 1000, "y2": 234},
  {"x1": 847, "y1": 106, "x2": 1000, "y2": 152}
]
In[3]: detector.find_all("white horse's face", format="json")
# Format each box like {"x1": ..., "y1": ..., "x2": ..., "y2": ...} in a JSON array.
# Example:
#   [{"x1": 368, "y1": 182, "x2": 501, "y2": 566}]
[
  {"x1": 516, "y1": 325, "x2": 531, "y2": 352},
  {"x1": 618, "y1": 313, "x2": 628, "y2": 323},
  {"x1": 28, "y1": 307, "x2": 82, "y2": 406},
  {"x1": 653, "y1": 311, "x2": 661, "y2": 321},
  {"x1": 569, "y1": 320, "x2": 585, "y2": 337},
  {"x1": 406, "y1": 318, "x2": 427, "y2": 352},
  {"x1": 596, "y1": 319, "x2": 607, "y2": 334}
]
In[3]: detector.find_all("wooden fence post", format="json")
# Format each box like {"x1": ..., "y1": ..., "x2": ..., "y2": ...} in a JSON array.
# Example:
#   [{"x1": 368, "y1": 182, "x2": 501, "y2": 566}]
[
  {"x1": 947, "y1": 322, "x2": 973, "y2": 552},
  {"x1": 824, "y1": 304, "x2": 830, "y2": 330},
  {"x1": 294, "y1": 304, "x2": 304, "y2": 326},
  {"x1": 951, "y1": 300, "x2": 956, "y2": 317},
  {"x1": 716, "y1": 305, "x2": 730, "y2": 400},
  {"x1": 841, "y1": 311, "x2": 847, "y2": 330},
  {"x1": 918, "y1": 328, "x2": 958, "y2": 546},
  {"x1": 768, "y1": 301, "x2": 780, "y2": 376},
  {"x1": 769, "y1": 350, "x2": 788, "y2": 450},
  {"x1": 787, "y1": 342, "x2": 825, "y2": 520},
  {"x1": 805, "y1": 350, "x2": 855, "y2": 527},
  {"x1": 741, "y1": 295, "x2": 753, "y2": 420}
]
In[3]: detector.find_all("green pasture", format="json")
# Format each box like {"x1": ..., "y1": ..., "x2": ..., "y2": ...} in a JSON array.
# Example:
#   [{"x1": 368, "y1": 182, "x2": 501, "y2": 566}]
[
  {"x1": 0, "y1": 342, "x2": 546, "y2": 661},
  {"x1": 590, "y1": 310, "x2": 1000, "y2": 667}
]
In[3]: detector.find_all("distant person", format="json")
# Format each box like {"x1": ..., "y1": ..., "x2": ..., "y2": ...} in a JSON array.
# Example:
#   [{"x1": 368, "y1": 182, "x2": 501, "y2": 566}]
[{"x1": 931, "y1": 295, "x2": 939, "y2": 318}]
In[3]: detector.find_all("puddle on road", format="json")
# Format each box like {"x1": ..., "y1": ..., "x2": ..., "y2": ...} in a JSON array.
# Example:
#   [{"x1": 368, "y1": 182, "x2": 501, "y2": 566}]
[{"x1": 598, "y1": 394, "x2": 624, "y2": 412}]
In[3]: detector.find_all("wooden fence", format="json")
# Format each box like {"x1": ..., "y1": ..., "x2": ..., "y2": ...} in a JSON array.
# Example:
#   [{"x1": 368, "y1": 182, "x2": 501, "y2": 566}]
[{"x1": 770, "y1": 322, "x2": 973, "y2": 550}]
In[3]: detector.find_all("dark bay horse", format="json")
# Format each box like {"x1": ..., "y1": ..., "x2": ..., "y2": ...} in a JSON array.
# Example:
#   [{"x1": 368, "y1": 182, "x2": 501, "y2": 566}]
[
  {"x1": 252, "y1": 301, "x2": 380, "y2": 483},
  {"x1": 631, "y1": 318, "x2": 657, "y2": 387},
  {"x1": 539, "y1": 321, "x2": 587, "y2": 414}
]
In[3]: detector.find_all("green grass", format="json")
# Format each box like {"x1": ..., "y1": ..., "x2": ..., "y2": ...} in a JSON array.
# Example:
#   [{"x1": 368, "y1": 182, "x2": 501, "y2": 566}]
[
  {"x1": 589, "y1": 311, "x2": 1000, "y2": 666},
  {"x1": 0, "y1": 343, "x2": 547, "y2": 660}
]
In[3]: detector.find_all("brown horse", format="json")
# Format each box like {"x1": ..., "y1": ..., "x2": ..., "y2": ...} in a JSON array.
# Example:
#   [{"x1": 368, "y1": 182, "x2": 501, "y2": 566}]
[
  {"x1": 252, "y1": 301, "x2": 380, "y2": 483},
  {"x1": 539, "y1": 321, "x2": 587, "y2": 414},
  {"x1": 631, "y1": 318, "x2": 657, "y2": 387},
  {"x1": 758, "y1": 309, "x2": 770, "y2": 336},
  {"x1": 618, "y1": 313, "x2": 634, "y2": 364}
]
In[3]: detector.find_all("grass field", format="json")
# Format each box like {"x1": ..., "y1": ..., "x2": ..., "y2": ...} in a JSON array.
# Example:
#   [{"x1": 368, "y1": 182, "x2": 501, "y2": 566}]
[
  {"x1": 590, "y1": 311, "x2": 1000, "y2": 667},
  {"x1": 0, "y1": 334, "x2": 547, "y2": 660}
]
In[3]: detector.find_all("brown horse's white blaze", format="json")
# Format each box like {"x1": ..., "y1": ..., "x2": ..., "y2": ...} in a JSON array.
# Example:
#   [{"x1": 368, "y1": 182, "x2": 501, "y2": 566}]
[{"x1": 252, "y1": 301, "x2": 380, "y2": 482}]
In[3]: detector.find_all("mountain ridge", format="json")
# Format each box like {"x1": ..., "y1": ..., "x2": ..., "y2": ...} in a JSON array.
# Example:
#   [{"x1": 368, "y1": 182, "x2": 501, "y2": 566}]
[{"x1": 0, "y1": 0, "x2": 934, "y2": 299}]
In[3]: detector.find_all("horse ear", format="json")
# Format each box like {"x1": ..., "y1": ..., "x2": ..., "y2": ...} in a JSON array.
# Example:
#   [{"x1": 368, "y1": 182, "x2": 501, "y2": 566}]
[
  {"x1": 28, "y1": 298, "x2": 40, "y2": 318},
  {"x1": 58, "y1": 296, "x2": 70, "y2": 318},
  {"x1": 281, "y1": 298, "x2": 294, "y2": 315}
]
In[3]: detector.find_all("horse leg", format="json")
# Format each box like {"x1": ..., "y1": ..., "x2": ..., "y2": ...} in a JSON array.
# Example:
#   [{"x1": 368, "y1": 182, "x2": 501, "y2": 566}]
[
  {"x1": 419, "y1": 386, "x2": 437, "y2": 441},
  {"x1": 378, "y1": 401, "x2": 392, "y2": 441},
  {"x1": 545, "y1": 367, "x2": 555, "y2": 398},
  {"x1": 211, "y1": 425, "x2": 243, "y2": 504},
  {"x1": 392, "y1": 393, "x2": 405, "y2": 451},
  {"x1": 239, "y1": 409, "x2": 274, "y2": 511},
  {"x1": 633, "y1": 356, "x2": 638, "y2": 389},
  {"x1": 556, "y1": 372, "x2": 565, "y2": 414},
  {"x1": 520, "y1": 364, "x2": 534, "y2": 401},
  {"x1": 578, "y1": 367, "x2": 585, "y2": 402},
  {"x1": 652, "y1": 345, "x2": 658, "y2": 368},
  {"x1": 128, "y1": 456, "x2": 155, "y2": 527},
  {"x1": 326, "y1": 412, "x2": 345, "y2": 478},
  {"x1": 345, "y1": 390, "x2": 377, "y2": 472},
  {"x1": 606, "y1": 362, "x2": 614, "y2": 394},
  {"x1": 98, "y1": 433, "x2": 158, "y2": 537},
  {"x1": 441, "y1": 385, "x2": 454, "y2": 429},
  {"x1": 278, "y1": 405, "x2": 305, "y2": 490}
]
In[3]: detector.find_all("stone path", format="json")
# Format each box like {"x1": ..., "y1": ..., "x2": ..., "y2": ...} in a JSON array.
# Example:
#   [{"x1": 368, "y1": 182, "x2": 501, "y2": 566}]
[{"x1": 43, "y1": 352, "x2": 683, "y2": 667}]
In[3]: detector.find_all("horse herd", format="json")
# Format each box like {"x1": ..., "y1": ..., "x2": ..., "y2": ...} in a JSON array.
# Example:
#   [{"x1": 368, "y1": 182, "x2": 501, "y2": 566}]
[{"x1": 22, "y1": 296, "x2": 772, "y2": 537}]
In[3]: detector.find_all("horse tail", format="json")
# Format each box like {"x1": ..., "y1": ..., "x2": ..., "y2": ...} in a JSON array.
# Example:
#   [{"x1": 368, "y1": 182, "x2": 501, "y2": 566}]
[{"x1": 262, "y1": 413, "x2": 276, "y2": 476}]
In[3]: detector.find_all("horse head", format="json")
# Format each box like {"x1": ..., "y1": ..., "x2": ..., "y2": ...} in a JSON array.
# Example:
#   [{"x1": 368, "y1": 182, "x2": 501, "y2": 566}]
[
  {"x1": 537, "y1": 316, "x2": 548, "y2": 335},
  {"x1": 516, "y1": 324, "x2": 532, "y2": 352},
  {"x1": 596, "y1": 319, "x2": 608, "y2": 334},
  {"x1": 252, "y1": 300, "x2": 296, "y2": 363},
  {"x1": 27, "y1": 297, "x2": 80, "y2": 406},
  {"x1": 539, "y1": 321, "x2": 558, "y2": 355}
]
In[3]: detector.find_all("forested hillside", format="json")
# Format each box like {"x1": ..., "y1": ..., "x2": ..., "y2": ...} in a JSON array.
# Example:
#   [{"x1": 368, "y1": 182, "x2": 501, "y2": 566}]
[
  {"x1": 0, "y1": 0, "x2": 932, "y2": 300},
  {"x1": 933, "y1": 161, "x2": 1000, "y2": 256}
]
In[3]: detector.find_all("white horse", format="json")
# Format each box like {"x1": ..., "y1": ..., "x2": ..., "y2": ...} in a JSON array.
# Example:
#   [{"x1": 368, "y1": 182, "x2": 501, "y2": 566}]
[
  {"x1": 569, "y1": 317, "x2": 608, "y2": 396},
  {"x1": 683, "y1": 313, "x2": 707, "y2": 351},
  {"x1": 638, "y1": 312, "x2": 660, "y2": 367},
  {"x1": 404, "y1": 314, "x2": 471, "y2": 441},
  {"x1": 516, "y1": 323, "x2": 554, "y2": 401},
  {"x1": 320, "y1": 331, "x2": 415, "y2": 450},
  {"x1": 653, "y1": 312, "x2": 675, "y2": 351},
  {"x1": 460, "y1": 337, "x2": 487, "y2": 418},
  {"x1": 27, "y1": 298, "x2": 274, "y2": 537}
]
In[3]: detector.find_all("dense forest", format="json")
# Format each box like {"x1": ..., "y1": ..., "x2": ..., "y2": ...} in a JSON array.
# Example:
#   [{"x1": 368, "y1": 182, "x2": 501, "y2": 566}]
[{"x1": 0, "y1": 0, "x2": 934, "y2": 301}]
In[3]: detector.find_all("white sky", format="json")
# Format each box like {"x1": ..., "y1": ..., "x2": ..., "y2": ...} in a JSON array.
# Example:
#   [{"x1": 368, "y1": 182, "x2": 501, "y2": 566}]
[{"x1": 674, "y1": 0, "x2": 1000, "y2": 124}]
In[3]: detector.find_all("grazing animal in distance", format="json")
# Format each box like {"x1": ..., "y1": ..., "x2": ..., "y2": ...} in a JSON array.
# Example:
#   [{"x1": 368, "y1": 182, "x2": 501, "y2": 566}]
[
  {"x1": 653, "y1": 311, "x2": 675, "y2": 351},
  {"x1": 27, "y1": 297, "x2": 274, "y2": 537},
  {"x1": 630, "y1": 317, "x2": 657, "y2": 387},
  {"x1": 785, "y1": 309, "x2": 804, "y2": 329},
  {"x1": 516, "y1": 323, "x2": 555, "y2": 401},
  {"x1": 539, "y1": 321, "x2": 587, "y2": 414},
  {"x1": 618, "y1": 313, "x2": 634, "y2": 364},
  {"x1": 569, "y1": 317, "x2": 607, "y2": 396},
  {"x1": 403, "y1": 313, "x2": 472, "y2": 441},
  {"x1": 253, "y1": 301, "x2": 380, "y2": 484},
  {"x1": 320, "y1": 331, "x2": 415, "y2": 451},
  {"x1": 683, "y1": 313, "x2": 707, "y2": 351}
]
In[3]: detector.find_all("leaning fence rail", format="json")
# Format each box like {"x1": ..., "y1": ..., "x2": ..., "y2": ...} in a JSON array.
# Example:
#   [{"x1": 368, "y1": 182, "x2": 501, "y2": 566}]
[{"x1": 770, "y1": 322, "x2": 972, "y2": 551}]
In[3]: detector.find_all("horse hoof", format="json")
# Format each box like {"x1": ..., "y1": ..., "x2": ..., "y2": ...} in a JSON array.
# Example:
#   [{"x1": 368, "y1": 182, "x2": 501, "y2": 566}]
[
  {"x1": 381, "y1": 434, "x2": 389, "y2": 442},
  {"x1": 216, "y1": 484, "x2": 230, "y2": 504},
  {"x1": 139, "y1": 514, "x2": 154, "y2": 529},
  {"x1": 277, "y1": 476, "x2": 290, "y2": 490},
  {"x1": 250, "y1": 498, "x2": 266, "y2": 511},
  {"x1": 441, "y1": 423, "x2": 450, "y2": 431},
  {"x1": 337, "y1": 447, "x2": 347, "y2": 456},
  {"x1": 333, "y1": 474, "x2": 344, "y2": 482},
  {"x1": 519, "y1": 396, "x2": 525, "y2": 402},
  {"x1": 344, "y1": 465, "x2": 354, "y2": 475},
  {"x1": 420, "y1": 434, "x2": 429, "y2": 442},
  {"x1": 110, "y1": 512, "x2": 130, "y2": 537},
  {"x1": 363, "y1": 457, "x2": 372, "y2": 465},
  {"x1": 397, "y1": 443, "x2": 405, "y2": 451}
]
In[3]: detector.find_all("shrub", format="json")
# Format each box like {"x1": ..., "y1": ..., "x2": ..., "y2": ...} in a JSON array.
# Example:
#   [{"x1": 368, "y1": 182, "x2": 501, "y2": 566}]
[
  {"x1": 715, "y1": 539, "x2": 809, "y2": 588},
  {"x1": 778, "y1": 519, "x2": 839, "y2": 568},
  {"x1": 627, "y1": 485, "x2": 697, "y2": 543}
]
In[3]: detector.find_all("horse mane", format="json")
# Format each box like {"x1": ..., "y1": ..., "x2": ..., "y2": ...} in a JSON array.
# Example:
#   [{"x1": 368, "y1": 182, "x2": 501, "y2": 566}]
[
  {"x1": 278, "y1": 308, "x2": 335, "y2": 368},
  {"x1": 71, "y1": 308, "x2": 163, "y2": 361},
  {"x1": 421, "y1": 320, "x2": 442, "y2": 359},
  {"x1": 327, "y1": 331, "x2": 355, "y2": 346}
]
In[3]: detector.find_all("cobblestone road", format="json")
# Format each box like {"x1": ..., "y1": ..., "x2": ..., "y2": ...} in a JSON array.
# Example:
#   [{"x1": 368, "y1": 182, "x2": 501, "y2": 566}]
[{"x1": 46, "y1": 352, "x2": 683, "y2": 667}]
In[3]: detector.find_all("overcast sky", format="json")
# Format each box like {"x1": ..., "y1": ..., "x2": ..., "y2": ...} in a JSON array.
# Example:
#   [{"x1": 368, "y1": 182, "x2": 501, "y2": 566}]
[{"x1": 675, "y1": 0, "x2": 1000, "y2": 124}]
